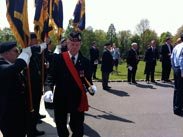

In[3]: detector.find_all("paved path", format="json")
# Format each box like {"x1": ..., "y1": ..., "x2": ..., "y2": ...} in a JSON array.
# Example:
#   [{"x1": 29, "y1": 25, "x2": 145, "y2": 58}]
[{"x1": 1, "y1": 81, "x2": 183, "y2": 137}]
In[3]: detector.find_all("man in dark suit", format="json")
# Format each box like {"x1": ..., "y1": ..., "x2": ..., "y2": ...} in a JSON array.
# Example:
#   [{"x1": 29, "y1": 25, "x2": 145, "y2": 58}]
[
  {"x1": 89, "y1": 41, "x2": 99, "y2": 79},
  {"x1": 126, "y1": 42, "x2": 139, "y2": 84},
  {"x1": 101, "y1": 42, "x2": 113, "y2": 90},
  {"x1": 44, "y1": 32, "x2": 96, "y2": 137},
  {"x1": 144, "y1": 40, "x2": 159, "y2": 83},
  {"x1": 44, "y1": 38, "x2": 54, "y2": 109},
  {"x1": 160, "y1": 37, "x2": 173, "y2": 82},
  {"x1": 0, "y1": 41, "x2": 32, "y2": 137},
  {"x1": 24, "y1": 32, "x2": 47, "y2": 136}
]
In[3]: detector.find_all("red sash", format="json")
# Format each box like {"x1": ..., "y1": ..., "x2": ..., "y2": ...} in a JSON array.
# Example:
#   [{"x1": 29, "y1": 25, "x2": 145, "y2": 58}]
[{"x1": 62, "y1": 52, "x2": 89, "y2": 112}]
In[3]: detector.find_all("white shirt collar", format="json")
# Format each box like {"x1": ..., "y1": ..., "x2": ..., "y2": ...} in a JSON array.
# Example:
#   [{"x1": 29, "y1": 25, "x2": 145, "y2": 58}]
[{"x1": 68, "y1": 51, "x2": 79, "y2": 64}]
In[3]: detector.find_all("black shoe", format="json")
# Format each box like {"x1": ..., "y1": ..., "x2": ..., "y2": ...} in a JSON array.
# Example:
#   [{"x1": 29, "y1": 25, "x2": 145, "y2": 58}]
[
  {"x1": 107, "y1": 86, "x2": 111, "y2": 88},
  {"x1": 38, "y1": 114, "x2": 46, "y2": 119},
  {"x1": 103, "y1": 87, "x2": 110, "y2": 90},
  {"x1": 33, "y1": 130, "x2": 45, "y2": 136},
  {"x1": 174, "y1": 111, "x2": 183, "y2": 117},
  {"x1": 132, "y1": 81, "x2": 137, "y2": 84},
  {"x1": 151, "y1": 80, "x2": 157, "y2": 84},
  {"x1": 166, "y1": 79, "x2": 172, "y2": 83}
]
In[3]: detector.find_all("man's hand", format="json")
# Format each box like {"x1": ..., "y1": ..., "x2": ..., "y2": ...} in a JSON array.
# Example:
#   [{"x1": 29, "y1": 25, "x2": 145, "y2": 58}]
[
  {"x1": 44, "y1": 91, "x2": 53, "y2": 103},
  {"x1": 17, "y1": 47, "x2": 32, "y2": 66},
  {"x1": 40, "y1": 42, "x2": 47, "y2": 53},
  {"x1": 88, "y1": 85, "x2": 97, "y2": 96}
]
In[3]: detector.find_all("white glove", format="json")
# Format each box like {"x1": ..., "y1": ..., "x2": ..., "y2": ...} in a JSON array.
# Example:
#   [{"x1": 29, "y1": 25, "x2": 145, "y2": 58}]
[
  {"x1": 54, "y1": 45, "x2": 61, "y2": 54},
  {"x1": 44, "y1": 91, "x2": 53, "y2": 103},
  {"x1": 128, "y1": 66, "x2": 132, "y2": 71},
  {"x1": 17, "y1": 47, "x2": 32, "y2": 66},
  {"x1": 88, "y1": 85, "x2": 97, "y2": 96},
  {"x1": 39, "y1": 42, "x2": 47, "y2": 53}
]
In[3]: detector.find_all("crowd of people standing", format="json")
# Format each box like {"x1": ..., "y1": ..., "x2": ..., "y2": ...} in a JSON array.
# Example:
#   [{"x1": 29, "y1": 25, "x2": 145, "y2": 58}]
[{"x1": 1, "y1": 31, "x2": 183, "y2": 137}]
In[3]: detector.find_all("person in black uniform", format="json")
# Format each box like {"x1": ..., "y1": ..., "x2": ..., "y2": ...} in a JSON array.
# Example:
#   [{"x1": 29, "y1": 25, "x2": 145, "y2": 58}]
[
  {"x1": 101, "y1": 42, "x2": 113, "y2": 90},
  {"x1": 160, "y1": 37, "x2": 173, "y2": 82},
  {"x1": 0, "y1": 41, "x2": 32, "y2": 137},
  {"x1": 126, "y1": 42, "x2": 139, "y2": 84},
  {"x1": 25, "y1": 32, "x2": 47, "y2": 136},
  {"x1": 44, "y1": 38, "x2": 54, "y2": 109},
  {"x1": 44, "y1": 32, "x2": 97, "y2": 137},
  {"x1": 144, "y1": 40, "x2": 159, "y2": 83},
  {"x1": 89, "y1": 41, "x2": 99, "y2": 79}
]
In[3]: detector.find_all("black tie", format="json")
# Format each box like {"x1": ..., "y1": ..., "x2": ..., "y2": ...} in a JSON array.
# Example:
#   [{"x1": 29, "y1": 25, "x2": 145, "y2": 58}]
[{"x1": 71, "y1": 56, "x2": 75, "y2": 64}]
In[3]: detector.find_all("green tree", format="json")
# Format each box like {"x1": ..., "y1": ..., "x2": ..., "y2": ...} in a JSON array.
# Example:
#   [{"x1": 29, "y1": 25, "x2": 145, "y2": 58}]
[
  {"x1": 107, "y1": 24, "x2": 116, "y2": 44},
  {"x1": 94, "y1": 30, "x2": 108, "y2": 60},
  {"x1": 173, "y1": 25, "x2": 183, "y2": 44},
  {"x1": 0, "y1": 27, "x2": 15, "y2": 42},
  {"x1": 136, "y1": 19, "x2": 150, "y2": 55},
  {"x1": 117, "y1": 30, "x2": 132, "y2": 59},
  {"x1": 80, "y1": 29, "x2": 95, "y2": 58},
  {"x1": 159, "y1": 32, "x2": 172, "y2": 46},
  {"x1": 64, "y1": 19, "x2": 74, "y2": 38},
  {"x1": 140, "y1": 29, "x2": 158, "y2": 55}
]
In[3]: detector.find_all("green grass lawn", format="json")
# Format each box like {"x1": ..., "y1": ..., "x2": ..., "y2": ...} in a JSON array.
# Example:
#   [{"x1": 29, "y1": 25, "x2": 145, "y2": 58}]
[{"x1": 96, "y1": 61, "x2": 174, "y2": 81}]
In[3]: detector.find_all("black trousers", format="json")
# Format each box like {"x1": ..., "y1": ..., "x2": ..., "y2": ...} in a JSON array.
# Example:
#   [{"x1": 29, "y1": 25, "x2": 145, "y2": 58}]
[
  {"x1": 162, "y1": 61, "x2": 171, "y2": 81},
  {"x1": 146, "y1": 65, "x2": 155, "y2": 81},
  {"x1": 128, "y1": 66, "x2": 137, "y2": 82},
  {"x1": 173, "y1": 69, "x2": 183, "y2": 114},
  {"x1": 26, "y1": 90, "x2": 42, "y2": 136},
  {"x1": 102, "y1": 72, "x2": 110, "y2": 88},
  {"x1": 91, "y1": 64, "x2": 97, "y2": 78},
  {"x1": 54, "y1": 109, "x2": 84, "y2": 137},
  {"x1": 1, "y1": 95, "x2": 26, "y2": 137}
]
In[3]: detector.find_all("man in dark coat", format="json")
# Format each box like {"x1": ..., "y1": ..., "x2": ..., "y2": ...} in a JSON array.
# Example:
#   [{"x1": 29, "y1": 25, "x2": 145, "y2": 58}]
[
  {"x1": 144, "y1": 40, "x2": 159, "y2": 83},
  {"x1": 24, "y1": 32, "x2": 47, "y2": 136},
  {"x1": 0, "y1": 41, "x2": 32, "y2": 137},
  {"x1": 160, "y1": 37, "x2": 173, "y2": 82},
  {"x1": 126, "y1": 42, "x2": 139, "y2": 84},
  {"x1": 44, "y1": 32, "x2": 96, "y2": 137},
  {"x1": 101, "y1": 42, "x2": 113, "y2": 90},
  {"x1": 44, "y1": 38, "x2": 54, "y2": 109},
  {"x1": 89, "y1": 41, "x2": 99, "y2": 79}
]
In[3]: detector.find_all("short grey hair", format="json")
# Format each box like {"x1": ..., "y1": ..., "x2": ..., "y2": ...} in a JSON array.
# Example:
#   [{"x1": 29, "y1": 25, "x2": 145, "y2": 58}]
[{"x1": 131, "y1": 42, "x2": 137, "y2": 46}]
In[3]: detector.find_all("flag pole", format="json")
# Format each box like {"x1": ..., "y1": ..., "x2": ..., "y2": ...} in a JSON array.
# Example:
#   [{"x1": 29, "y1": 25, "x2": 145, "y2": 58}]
[{"x1": 27, "y1": 67, "x2": 34, "y2": 112}]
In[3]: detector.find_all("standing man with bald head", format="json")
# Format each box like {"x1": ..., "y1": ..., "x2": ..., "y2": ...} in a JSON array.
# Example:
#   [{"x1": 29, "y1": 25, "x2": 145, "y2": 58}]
[{"x1": 126, "y1": 42, "x2": 139, "y2": 84}]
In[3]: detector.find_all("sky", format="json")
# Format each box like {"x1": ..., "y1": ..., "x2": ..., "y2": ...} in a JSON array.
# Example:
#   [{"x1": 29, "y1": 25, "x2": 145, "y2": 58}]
[{"x1": 0, "y1": 0, "x2": 183, "y2": 36}]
